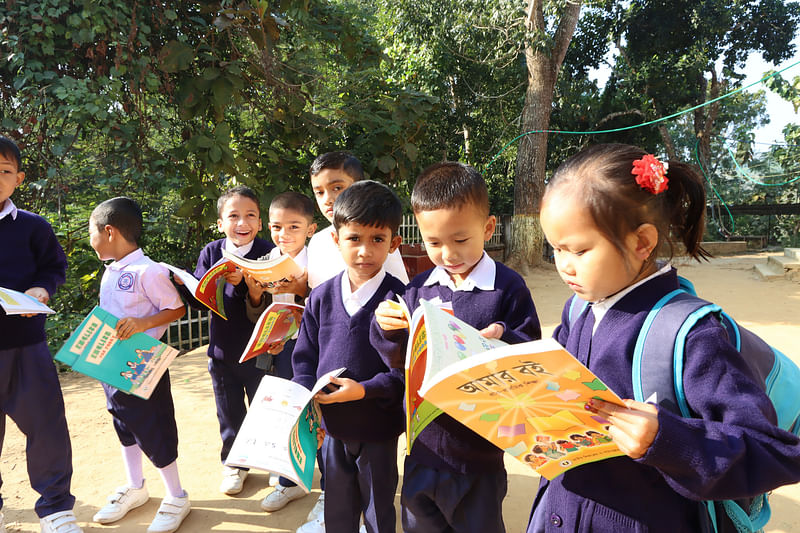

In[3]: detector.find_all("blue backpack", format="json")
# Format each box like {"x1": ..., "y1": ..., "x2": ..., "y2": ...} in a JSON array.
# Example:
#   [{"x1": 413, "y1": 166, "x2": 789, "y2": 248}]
[{"x1": 567, "y1": 277, "x2": 800, "y2": 533}]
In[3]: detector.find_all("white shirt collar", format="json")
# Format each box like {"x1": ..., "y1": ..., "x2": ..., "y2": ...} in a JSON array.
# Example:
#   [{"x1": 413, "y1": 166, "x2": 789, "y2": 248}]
[
  {"x1": 0, "y1": 198, "x2": 18, "y2": 221},
  {"x1": 591, "y1": 262, "x2": 672, "y2": 332},
  {"x1": 341, "y1": 267, "x2": 386, "y2": 316},
  {"x1": 107, "y1": 248, "x2": 145, "y2": 271},
  {"x1": 423, "y1": 251, "x2": 495, "y2": 292},
  {"x1": 224, "y1": 237, "x2": 254, "y2": 257}
]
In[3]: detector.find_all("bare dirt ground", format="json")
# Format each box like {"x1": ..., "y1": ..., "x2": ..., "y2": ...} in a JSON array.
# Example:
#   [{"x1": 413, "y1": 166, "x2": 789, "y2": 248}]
[{"x1": 3, "y1": 252, "x2": 800, "y2": 532}]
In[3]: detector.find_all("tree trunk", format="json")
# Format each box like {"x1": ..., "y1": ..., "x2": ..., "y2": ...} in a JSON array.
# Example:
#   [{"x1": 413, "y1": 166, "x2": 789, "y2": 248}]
[{"x1": 508, "y1": 0, "x2": 581, "y2": 269}]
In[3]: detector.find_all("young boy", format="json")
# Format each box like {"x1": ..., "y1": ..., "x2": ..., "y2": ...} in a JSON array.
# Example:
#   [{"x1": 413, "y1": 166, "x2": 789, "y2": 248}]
[
  {"x1": 292, "y1": 181, "x2": 406, "y2": 533},
  {"x1": 177, "y1": 185, "x2": 274, "y2": 496},
  {"x1": 88, "y1": 197, "x2": 189, "y2": 533},
  {"x1": 0, "y1": 136, "x2": 81, "y2": 532},
  {"x1": 373, "y1": 162, "x2": 541, "y2": 532}
]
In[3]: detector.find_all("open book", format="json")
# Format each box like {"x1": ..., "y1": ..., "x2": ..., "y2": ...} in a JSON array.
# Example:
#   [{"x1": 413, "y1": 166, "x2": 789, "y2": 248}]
[
  {"x1": 404, "y1": 299, "x2": 624, "y2": 480},
  {"x1": 225, "y1": 368, "x2": 345, "y2": 492},
  {"x1": 221, "y1": 249, "x2": 303, "y2": 287},
  {"x1": 161, "y1": 261, "x2": 232, "y2": 319},
  {"x1": 239, "y1": 302, "x2": 305, "y2": 363},
  {"x1": 54, "y1": 306, "x2": 179, "y2": 400},
  {"x1": 0, "y1": 286, "x2": 55, "y2": 315}
]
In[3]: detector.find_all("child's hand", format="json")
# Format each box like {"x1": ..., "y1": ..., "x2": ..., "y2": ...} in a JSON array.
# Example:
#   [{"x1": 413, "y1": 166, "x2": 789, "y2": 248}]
[
  {"x1": 273, "y1": 271, "x2": 308, "y2": 298},
  {"x1": 243, "y1": 272, "x2": 266, "y2": 304},
  {"x1": 116, "y1": 317, "x2": 148, "y2": 340},
  {"x1": 316, "y1": 426, "x2": 326, "y2": 450},
  {"x1": 479, "y1": 323, "x2": 504, "y2": 339},
  {"x1": 224, "y1": 269, "x2": 243, "y2": 285},
  {"x1": 20, "y1": 287, "x2": 50, "y2": 317},
  {"x1": 314, "y1": 376, "x2": 365, "y2": 404},
  {"x1": 375, "y1": 300, "x2": 408, "y2": 331},
  {"x1": 585, "y1": 398, "x2": 658, "y2": 459},
  {"x1": 172, "y1": 275, "x2": 185, "y2": 286},
  {"x1": 267, "y1": 340, "x2": 286, "y2": 355}
]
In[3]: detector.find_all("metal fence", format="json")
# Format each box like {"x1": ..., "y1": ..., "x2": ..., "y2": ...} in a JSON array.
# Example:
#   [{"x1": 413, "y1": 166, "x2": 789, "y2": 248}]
[
  {"x1": 165, "y1": 306, "x2": 210, "y2": 351},
  {"x1": 399, "y1": 214, "x2": 505, "y2": 247}
]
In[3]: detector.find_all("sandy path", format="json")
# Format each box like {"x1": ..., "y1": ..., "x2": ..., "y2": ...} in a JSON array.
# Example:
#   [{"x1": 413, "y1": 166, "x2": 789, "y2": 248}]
[{"x1": 3, "y1": 252, "x2": 799, "y2": 532}]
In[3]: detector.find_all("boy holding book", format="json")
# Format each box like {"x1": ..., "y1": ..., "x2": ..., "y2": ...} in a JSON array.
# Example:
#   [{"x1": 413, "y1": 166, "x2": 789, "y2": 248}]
[
  {"x1": 88, "y1": 197, "x2": 189, "y2": 532},
  {"x1": 292, "y1": 181, "x2": 406, "y2": 533},
  {"x1": 0, "y1": 136, "x2": 81, "y2": 532},
  {"x1": 373, "y1": 162, "x2": 541, "y2": 532},
  {"x1": 176, "y1": 185, "x2": 274, "y2": 496}
]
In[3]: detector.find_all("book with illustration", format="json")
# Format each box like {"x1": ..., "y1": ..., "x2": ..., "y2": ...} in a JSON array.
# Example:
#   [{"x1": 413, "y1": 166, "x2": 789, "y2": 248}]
[
  {"x1": 54, "y1": 306, "x2": 179, "y2": 400},
  {"x1": 160, "y1": 260, "x2": 232, "y2": 319},
  {"x1": 239, "y1": 302, "x2": 305, "y2": 363},
  {"x1": 221, "y1": 249, "x2": 303, "y2": 287},
  {"x1": 404, "y1": 299, "x2": 624, "y2": 480},
  {"x1": 225, "y1": 368, "x2": 345, "y2": 492},
  {"x1": 0, "y1": 286, "x2": 55, "y2": 315}
]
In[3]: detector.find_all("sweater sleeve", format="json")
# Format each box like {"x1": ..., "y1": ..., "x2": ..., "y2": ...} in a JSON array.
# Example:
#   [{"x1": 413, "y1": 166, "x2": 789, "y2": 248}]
[
  {"x1": 496, "y1": 272, "x2": 541, "y2": 344},
  {"x1": 30, "y1": 219, "x2": 67, "y2": 297},
  {"x1": 291, "y1": 298, "x2": 321, "y2": 391},
  {"x1": 369, "y1": 288, "x2": 411, "y2": 370},
  {"x1": 638, "y1": 316, "x2": 800, "y2": 500}
]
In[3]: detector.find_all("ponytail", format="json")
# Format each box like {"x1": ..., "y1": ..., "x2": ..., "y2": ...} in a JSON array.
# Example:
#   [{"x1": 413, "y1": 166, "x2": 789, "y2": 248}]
[{"x1": 661, "y1": 161, "x2": 710, "y2": 262}]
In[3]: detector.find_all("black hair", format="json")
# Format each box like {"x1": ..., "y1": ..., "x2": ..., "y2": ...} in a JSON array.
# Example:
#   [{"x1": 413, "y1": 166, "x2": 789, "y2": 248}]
[
  {"x1": 411, "y1": 162, "x2": 489, "y2": 216},
  {"x1": 332, "y1": 180, "x2": 402, "y2": 235},
  {"x1": 309, "y1": 151, "x2": 364, "y2": 181},
  {"x1": 91, "y1": 197, "x2": 143, "y2": 245},
  {"x1": 269, "y1": 191, "x2": 315, "y2": 222},
  {"x1": 545, "y1": 143, "x2": 710, "y2": 262},
  {"x1": 217, "y1": 185, "x2": 260, "y2": 217},
  {"x1": 0, "y1": 136, "x2": 22, "y2": 170}
]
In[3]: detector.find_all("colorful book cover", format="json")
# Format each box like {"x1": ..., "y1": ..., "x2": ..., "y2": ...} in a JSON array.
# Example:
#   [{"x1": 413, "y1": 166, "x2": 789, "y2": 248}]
[
  {"x1": 0, "y1": 286, "x2": 55, "y2": 315},
  {"x1": 160, "y1": 260, "x2": 231, "y2": 319},
  {"x1": 239, "y1": 302, "x2": 305, "y2": 363},
  {"x1": 221, "y1": 249, "x2": 303, "y2": 287},
  {"x1": 225, "y1": 368, "x2": 345, "y2": 492},
  {"x1": 411, "y1": 301, "x2": 624, "y2": 480},
  {"x1": 54, "y1": 306, "x2": 179, "y2": 400}
]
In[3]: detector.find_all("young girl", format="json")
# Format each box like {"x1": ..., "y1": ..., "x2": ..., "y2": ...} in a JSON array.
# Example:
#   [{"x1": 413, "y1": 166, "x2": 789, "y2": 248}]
[{"x1": 529, "y1": 143, "x2": 800, "y2": 531}]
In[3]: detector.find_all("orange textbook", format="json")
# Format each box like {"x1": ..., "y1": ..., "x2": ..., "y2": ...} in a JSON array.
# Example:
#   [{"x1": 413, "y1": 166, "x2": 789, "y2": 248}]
[
  {"x1": 406, "y1": 299, "x2": 624, "y2": 480},
  {"x1": 239, "y1": 302, "x2": 304, "y2": 363}
]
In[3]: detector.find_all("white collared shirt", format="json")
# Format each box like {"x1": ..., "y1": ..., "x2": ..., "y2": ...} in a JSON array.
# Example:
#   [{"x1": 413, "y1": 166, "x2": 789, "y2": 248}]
[
  {"x1": 269, "y1": 246, "x2": 308, "y2": 304},
  {"x1": 423, "y1": 251, "x2": 496, "y2": 292},
  {"x1": 224, "y1": 237, "x2": 255, "y2": 258},
  {"x1": 307, "y1": 224, "x2": 409, "y2": 289},
  {"x1": 341, "y1": 267, "x2": 386, "y2": 316},
  {"x1": 591, "y1": 262, "x2": 672, "y2": 333},
  {"x1": 99, "y1": 248, "x2": 184, "y2": 340},
  {"x1": 0, "y1": 198, "x2": 18, "y2": 221}
]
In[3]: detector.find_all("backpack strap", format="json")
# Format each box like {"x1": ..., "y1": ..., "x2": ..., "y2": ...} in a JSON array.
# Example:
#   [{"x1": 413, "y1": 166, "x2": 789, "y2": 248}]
[{"x1": 567, "y1": 294, "x2": 589, "y2": 328}]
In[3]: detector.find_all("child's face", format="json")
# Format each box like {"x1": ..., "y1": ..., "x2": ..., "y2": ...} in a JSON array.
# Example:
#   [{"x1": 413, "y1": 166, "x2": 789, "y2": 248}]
[
  {"x1": 268, "y1": 207, "x2": 316, "y2": 257},
  {"x1": 0, "y1": 152, "x2": 24, "y2": 208},
  {"x1": 311, "y1": 168, "x2": 356, "y2": 223},
  {"x1": 217, "y1": 194, "x2": 262, "y2": 247},
  {"x1": 415, "y1": 202, "x2": 496, "y2": 286},
  {"x1": 333, "y1": 221, "x2": 402, "y2": 288},
  {"x1": 88, "y1": 217, "x2": 115, "y2": 261},
  {"x1": 540, "y1": 187, "x2": 650, "y2": 302}
]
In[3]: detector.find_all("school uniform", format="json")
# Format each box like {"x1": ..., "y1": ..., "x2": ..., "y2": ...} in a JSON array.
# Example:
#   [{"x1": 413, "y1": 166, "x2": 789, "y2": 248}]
[
  {"x1": 99, "y1": 248, "x2": 184, "y2": 468},
  {"x1": 370, "y1": 252, "x2": 540, "y2": 533},
  {"x1": 0, "y1": 200, "x2": 74, "y2": 518},
  {"x1": 292, "y1": 269, "x2": 406, "y2": 533},
  {"x1": 527, "y1": 267, "x2": 800, "y2": 532},
  {"x1": 181, "y1": 237, "x2": 274, "y2": 463}
]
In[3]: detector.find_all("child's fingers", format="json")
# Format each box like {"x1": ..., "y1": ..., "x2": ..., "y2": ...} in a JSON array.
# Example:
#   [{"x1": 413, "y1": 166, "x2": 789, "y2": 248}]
[
  {"x1": 478, "y1": 323, "x2": 504, "y2": 339},
  {"x1": 587, "y1": 399, "x2": 658, "y2": 459}
]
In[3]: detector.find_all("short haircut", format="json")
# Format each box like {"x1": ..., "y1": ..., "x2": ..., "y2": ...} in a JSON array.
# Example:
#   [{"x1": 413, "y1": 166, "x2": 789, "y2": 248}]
[
  {"x1": 91, "y1": 197, "x2": 143, "y2": 245},
  {"x1": 269, "y1": 191, "x2": 315, "y2": 222},
  {"x1": 333, "y1": 180, "x2": 402, "y2": 235},
  {"x1": 309, "y1": 151, "x2": 364, "y2": 181},
  {"x1": 411, "y1": 162, "x2": 489, "y2": 215},
  {"x1": 217, "y1": 185, "x2": 260, "y2": 216},
  {"x1": 0, "y1": 136, "x2": 22, "y2": 170}
]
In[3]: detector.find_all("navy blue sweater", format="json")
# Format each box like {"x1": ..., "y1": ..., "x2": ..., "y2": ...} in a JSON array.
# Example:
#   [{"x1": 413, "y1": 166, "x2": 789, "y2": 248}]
[
  {"x1": 292, "y1": 273, "x2": 406, "y2": 442},
  {"x1": 181, "y1": 238, "x2": 274, "y2": 362},
  {"x1": 0, "y1": 210, "x2": 67, "y2": 349},
  {"x1": 371, "y1": 261, "x2": 541, "y2": 473},
  {"x1": 530, "y1": 268, "x2": 800, "y2": 532}
]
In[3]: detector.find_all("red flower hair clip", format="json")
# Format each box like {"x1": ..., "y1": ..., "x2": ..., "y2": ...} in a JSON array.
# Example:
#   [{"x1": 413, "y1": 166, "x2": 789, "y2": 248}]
[{"x1": 631, "y1": 154, "x2": 669, "y2": 194}]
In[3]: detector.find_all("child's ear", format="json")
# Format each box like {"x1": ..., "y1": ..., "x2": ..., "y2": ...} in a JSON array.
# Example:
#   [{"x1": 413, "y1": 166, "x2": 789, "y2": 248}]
[
  {"x1": 634, "y1": 223, "x2": 659, "y2": 260},
  {"x1": 104, "y1": 224, "x2": 115, "y2": 241},
  {"x1": 483, "y1": 215, "x2": 497, "y2": 241},
  {"x1": 307, "y1": 223, "x2": 317, "y2": 237},
  {"x1": 216, "y1": 219, "x2": 224, "y2": 233},
  {"x1": 389, "y1": 234, "x2": 402, "y2": 253},
  {"x1": 15, "y1": 171, "x2": 25, "y2": 187},
  {"x1": 332, "y1": 230, "x2": 340, "y2": 248}
]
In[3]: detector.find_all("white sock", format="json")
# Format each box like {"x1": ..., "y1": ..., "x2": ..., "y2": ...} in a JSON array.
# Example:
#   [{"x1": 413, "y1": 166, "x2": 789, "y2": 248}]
[
  {"x1": 121, "y1": 445, "x2": 144, "y2": 488},
  {"x1": 157, "y1": 460, "x2": 186, "y2": 499}
]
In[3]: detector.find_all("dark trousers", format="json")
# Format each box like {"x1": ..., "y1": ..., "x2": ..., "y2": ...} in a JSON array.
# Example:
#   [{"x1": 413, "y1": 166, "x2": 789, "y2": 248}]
[
  {"x1": 103, "y1": 370, "x2": 178, "y2": 468},
  {"x1": 401, "y1": 455, "x2": 507, "y2": 533},
  {"x1": 208, "y1": 356, "x2": 265, "y2": 463},
  {"x1": 323, "y1": 436, "x2": 398, "y2": 533},
  {"x1": 0, "y1": 342, "x2": 75, "y2": 517}
]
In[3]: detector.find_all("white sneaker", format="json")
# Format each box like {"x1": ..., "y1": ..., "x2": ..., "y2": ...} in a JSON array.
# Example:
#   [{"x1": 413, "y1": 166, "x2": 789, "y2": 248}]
[
  {"x1": 260, "y1": 483, "x2": 306, "y2": 512},
  {"x1": 296, "y1": 516, "x2": 325, "y2": 533},
  {"x1": 146, "y1": 492, "x2": 190, "y2": 533},
  {"x1": 39, "y1": 510, "x2": 83, "y2": 533},
  {"x1": 306, "y1": 492, "x2": 325, "y2": 521},
  {"x1": 220, "y1": 466, "x2": 248, "y2": 495},
  {"x1": 93, "y1": 483, "x2": 149, "y2": 524}
]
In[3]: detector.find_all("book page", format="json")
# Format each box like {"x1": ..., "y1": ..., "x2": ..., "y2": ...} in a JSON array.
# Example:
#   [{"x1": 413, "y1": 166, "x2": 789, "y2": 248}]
[
  {"x1": 221, "y1": 249, "x2": 303, "y2": 286},
  {"x1": 160, "y1": 261, "x2": 229, "y2": 319},
  {"x1": 0, "y1": 286, "x2": 55, "y2": 315},
  {"x1": 239, "y1": 302, "x2": 305, "y2": 364},
  {"x1": 419, "y1": 337, "x2": 624, "y2": 480}
]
